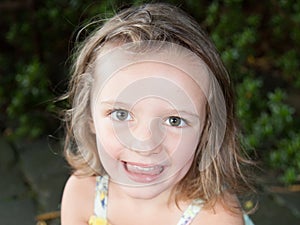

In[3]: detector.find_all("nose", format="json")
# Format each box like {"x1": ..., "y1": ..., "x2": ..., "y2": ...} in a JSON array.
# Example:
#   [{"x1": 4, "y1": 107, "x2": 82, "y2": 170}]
[
  {"x1": 116, "y1": 117, "x2": 166, "y2": 153},
  {"x1": 131, "y1": 119, "x2": 153, "y2": 141}
]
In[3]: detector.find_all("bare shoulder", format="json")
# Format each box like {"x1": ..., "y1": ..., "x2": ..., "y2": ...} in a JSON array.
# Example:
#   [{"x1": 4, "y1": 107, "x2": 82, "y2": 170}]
[
  {"x1": 193, "y1": 193, "x2": 244, "y2": 225},
  {"x1": 61, "y1": 174, "x2": 96, "y2": 225}
]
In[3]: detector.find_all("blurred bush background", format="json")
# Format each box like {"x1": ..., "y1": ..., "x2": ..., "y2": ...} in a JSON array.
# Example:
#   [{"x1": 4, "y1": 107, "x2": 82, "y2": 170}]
[{"x1": 0, "y1": 0, "x2": 299, "y2": 185}]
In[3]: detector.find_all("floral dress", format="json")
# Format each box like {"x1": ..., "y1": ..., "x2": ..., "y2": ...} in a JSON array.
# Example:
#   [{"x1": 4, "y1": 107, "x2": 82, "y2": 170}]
[
  {"x1": 88, "y1": 176, "x2": 254, "y2": 225},
  {"x1": 89, "y1": 176, "x2": 109, "y2": 225}
]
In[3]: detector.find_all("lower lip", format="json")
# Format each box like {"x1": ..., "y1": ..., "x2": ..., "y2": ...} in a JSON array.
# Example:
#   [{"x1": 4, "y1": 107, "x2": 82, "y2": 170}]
[{"x1": 122, "y1": 162, "x2": 164, "y2": 183}]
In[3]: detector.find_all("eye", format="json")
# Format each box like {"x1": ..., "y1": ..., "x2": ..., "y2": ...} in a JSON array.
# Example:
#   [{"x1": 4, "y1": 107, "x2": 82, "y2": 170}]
[
  {"x1": 110, "y1": 109, "x2": 132, "y2": 121},
  {"x1": 165, "y1": 116, "x2": 187, "y2": 127}
]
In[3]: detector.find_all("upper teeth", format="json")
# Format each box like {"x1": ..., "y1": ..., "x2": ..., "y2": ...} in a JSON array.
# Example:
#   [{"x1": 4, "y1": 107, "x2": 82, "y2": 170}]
[{"x1": 126, "y1": 163, "x2": 163, "y2": 175}]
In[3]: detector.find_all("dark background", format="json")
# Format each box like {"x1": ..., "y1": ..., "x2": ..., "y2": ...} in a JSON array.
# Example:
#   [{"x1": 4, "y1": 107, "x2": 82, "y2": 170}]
[{"x1": 0, "y1": 0, "x2": 299, "y2": 224}]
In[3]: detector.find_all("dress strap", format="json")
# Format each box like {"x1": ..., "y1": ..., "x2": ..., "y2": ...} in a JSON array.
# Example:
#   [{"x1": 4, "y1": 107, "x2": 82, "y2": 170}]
[
  {"x1": 93, "y1": 175, "x2": 109, "y2": 218},
  {"x1": 176, "y1": 199, "x2": 203, "y2": 225},
  {"x1": 243, "y1": 214, "x2": 255, "y2": 225}
]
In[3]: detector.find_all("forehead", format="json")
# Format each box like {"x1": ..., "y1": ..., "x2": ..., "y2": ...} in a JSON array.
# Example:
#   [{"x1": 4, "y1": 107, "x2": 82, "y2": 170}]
[
  {"x1": 98, "y1": 61, "x2": 205, "y2": 100},
  {"x1": 92, "y1": 41, "x2": 211, "y2": 102}
]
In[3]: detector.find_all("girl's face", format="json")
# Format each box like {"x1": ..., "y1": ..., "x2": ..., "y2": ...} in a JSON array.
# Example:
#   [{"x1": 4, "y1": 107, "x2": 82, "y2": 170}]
[{"x1": 91, "y1": 60, "x2": 207, "y2": 199}]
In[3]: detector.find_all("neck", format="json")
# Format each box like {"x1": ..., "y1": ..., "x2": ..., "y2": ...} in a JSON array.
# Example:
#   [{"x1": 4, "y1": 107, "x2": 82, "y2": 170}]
[
  {"x1": 109, "y1": 180, "x2": 176, "y2": 209},
  {"x1": 107, "y1": 179, "x2": 191, "y2": 225}
]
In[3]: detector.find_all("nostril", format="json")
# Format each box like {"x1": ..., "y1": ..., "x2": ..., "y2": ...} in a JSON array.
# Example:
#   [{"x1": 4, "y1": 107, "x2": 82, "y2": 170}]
[{"x1": 128, "y1": 138, "x2": 163, "y2": 153}]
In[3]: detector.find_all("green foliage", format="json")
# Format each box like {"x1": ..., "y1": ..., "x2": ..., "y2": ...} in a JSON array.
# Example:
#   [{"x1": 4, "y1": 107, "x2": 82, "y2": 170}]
[
  {"x1": 6, "y1": 59, "x2": 55, "y2": 138},
  {"x1": 237, "y1": 79, "x2": 296, "y2": 153},
  {"x1": 270, "y1": 133, "x2": 300, "y2": 183},
  {"x1": 0, "y1": 0, "x2": 119, "y2": 140},
  {"x1": 0, "y1": 0, "x2": 299, "y2": 183},
  {"x1": 202, "y1": 0, "x2": 300, "y2": 183}
]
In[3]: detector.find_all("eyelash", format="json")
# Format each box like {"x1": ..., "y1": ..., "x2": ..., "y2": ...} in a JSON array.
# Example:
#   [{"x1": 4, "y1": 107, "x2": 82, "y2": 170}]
[
  {"x1": 107, "y1": 109, "x2": 133, "y2": 121},
  {"x1": 107, "y1": 108, "x2": 189, "y2": 127},
  {"x1": 164, "y1": 116, "x2": 189, "y2": 127}
]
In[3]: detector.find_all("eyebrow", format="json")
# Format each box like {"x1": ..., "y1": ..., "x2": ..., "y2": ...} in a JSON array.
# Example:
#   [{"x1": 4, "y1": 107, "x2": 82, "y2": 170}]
[
  {"x1": 100, "y1": 100, "x2": 131, "y2": 108},
  {"x1": 165, "y1": 109, "x2": 201, "y2": 119}
]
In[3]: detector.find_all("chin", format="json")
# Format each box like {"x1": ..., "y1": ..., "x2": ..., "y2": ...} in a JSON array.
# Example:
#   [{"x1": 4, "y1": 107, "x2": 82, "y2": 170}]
[{"x1": 121, "y1": 182, "x2": 171, "y2": 200}]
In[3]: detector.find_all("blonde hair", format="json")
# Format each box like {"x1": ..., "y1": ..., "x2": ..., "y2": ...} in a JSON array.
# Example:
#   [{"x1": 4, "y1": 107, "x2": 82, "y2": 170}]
[{"x1": 64, "y1": 2, "x2": 254, "y2": 210}]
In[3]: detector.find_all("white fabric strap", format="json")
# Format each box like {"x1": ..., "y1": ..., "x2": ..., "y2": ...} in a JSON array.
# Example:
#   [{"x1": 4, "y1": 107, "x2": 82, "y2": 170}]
[{"x1": 94, "y1": 175, "x2": 109, "y2": 218}]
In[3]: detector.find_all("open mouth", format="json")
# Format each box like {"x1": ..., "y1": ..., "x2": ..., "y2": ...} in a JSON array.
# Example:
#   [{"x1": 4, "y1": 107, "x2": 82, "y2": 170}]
[{"x1": 122, "y1": 161, "x2": 164, "y2": 182}]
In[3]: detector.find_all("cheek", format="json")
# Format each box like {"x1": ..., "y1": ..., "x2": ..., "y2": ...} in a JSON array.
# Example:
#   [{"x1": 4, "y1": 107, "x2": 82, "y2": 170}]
[
  {"x1": 95, "y1": 119, "x2": 123, "y2": 158},
  {"x1": 165, "y1": 129, "x2": 199, "y2": 163}
]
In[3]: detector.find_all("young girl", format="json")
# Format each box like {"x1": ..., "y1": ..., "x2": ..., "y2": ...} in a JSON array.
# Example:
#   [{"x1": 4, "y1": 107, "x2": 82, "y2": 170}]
[{"x1": 61, "y1": 3, "x2": 255, "y2": 225}]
